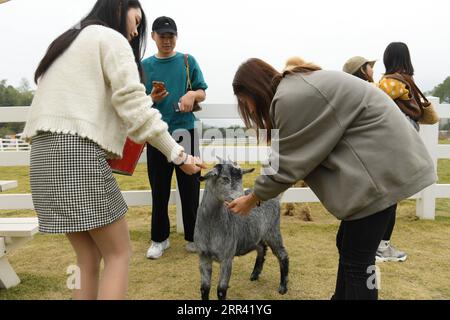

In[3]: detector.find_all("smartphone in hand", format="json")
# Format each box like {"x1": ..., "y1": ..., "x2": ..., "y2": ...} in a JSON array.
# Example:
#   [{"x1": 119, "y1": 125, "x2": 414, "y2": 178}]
[
  {"x1": 152, "y1": 81, "x2": 166, "y2": 93},
  {"x1": 173, "y1": 102, "x2": 182, "y2": 113}
]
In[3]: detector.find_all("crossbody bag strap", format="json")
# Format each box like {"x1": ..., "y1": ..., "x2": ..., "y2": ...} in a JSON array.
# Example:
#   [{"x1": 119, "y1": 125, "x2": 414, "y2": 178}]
[
  {"x1": 402, "y1": 74, "x2": 429, "y2": 104},
  {"x1": 383, "y1": 73, "x2": 405, "y2": 83},
  {"x1": 184, "y1": 54, "x2": 193, "y2": 92}
]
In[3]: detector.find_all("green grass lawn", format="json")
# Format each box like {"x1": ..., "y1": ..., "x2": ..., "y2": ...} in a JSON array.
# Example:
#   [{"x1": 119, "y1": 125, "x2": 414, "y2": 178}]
[{"x1": 0, "y1": 161, "x2": 449, "y2": 300}]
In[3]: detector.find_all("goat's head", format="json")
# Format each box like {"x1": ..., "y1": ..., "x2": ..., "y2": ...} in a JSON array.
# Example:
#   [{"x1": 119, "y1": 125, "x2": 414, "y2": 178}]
[{"x1": 199, "y1": 157, "x2": 255, "y2": 202}]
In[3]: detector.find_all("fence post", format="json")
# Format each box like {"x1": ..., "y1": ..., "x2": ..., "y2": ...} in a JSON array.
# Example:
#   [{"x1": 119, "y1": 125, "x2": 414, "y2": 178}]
[
  {"x1": 416, "y1": 96, "x2": 440, "y2": 220},
  {"x1": 175, "y1": 182, "x2": 185, "y2": 234},
  {"x1": 0, "y1": 139, "x2": 3, "y2": 152}
]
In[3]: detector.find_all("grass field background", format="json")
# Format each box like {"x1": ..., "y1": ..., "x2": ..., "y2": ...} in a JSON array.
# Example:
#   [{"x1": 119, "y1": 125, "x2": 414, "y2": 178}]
[{"x1": 0, "y1": 158, "x2": 449, "y2": 300}]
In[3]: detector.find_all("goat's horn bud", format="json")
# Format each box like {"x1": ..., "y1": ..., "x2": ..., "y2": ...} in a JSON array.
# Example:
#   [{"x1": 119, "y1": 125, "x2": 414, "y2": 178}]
[{"x1": 228, "y1": 156, "x2": 237, "y2": 165}]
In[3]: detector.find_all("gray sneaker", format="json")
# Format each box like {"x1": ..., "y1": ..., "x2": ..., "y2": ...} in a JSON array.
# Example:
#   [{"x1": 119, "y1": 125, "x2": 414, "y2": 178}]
[
  {"x1": 376, "y1": 244, "x2": 407, "y2": 262},
  {"x1": 185, "y1": 242, "x2": 198, "y2": 253}
]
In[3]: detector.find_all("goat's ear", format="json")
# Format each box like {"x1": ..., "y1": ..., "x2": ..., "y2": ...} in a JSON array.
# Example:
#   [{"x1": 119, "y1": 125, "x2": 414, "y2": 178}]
[
  {"x1": 242, "y1": 168, "x2": 255, "y2": 175},
  {"x1": 199, "y1": 169, "x2": 219, "y2": 181}
]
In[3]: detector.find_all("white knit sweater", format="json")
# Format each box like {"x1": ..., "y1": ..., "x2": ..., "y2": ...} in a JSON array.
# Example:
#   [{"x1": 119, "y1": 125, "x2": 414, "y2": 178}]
[{"x1": 23, "y1": 25, "x2": 183, "y2": 161}]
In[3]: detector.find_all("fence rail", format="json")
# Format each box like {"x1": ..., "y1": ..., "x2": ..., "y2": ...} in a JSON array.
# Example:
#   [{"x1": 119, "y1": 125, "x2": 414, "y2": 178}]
[
  {"x1": 0, "y1": 100, "x2": 449, "y2": 232},
  {"x1": 0, "y1": 139, "x2": 30, "y2": 152}
]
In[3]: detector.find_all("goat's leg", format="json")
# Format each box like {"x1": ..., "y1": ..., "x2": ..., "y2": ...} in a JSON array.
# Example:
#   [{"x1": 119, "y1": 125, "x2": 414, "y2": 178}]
[
  {"x1": 199, "y1": 255, "x2": 213, "y2": 300},
  {"x1": 267, "y1": 237, "x2": 289, "y2": 295},
  {"x1": 251, "y1": 242, "x2": 268, "y2": 281},
  {"x1": 217, "y1": 259, "x2": 233, "y2": 300}
]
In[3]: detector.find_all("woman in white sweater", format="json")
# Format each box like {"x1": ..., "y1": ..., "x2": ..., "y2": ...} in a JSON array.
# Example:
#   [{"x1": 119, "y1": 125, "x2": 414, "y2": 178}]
[{"x1": 23, "y1": 0, "x2": 205, "y2": 300}]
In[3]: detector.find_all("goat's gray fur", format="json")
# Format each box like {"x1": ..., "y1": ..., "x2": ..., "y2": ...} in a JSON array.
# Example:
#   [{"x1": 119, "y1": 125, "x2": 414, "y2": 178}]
[{"x1": 194, "y1": 159, "x2": 289, "y2": 300}]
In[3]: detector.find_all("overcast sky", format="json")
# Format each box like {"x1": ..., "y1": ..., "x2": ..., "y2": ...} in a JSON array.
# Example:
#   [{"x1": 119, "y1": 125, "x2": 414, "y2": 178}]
[{"x1": 1, "y1": 0, "x2": 449, "y2": 104}]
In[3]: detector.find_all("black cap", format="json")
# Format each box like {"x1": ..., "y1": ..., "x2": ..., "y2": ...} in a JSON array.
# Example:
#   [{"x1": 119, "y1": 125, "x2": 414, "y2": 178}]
[{"x1": 152, "y1": 16, "x2": 177, "y2": 35}]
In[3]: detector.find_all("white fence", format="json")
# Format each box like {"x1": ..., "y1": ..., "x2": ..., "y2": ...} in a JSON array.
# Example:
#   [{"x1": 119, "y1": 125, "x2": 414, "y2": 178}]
[
  {"x1": 0, "y1": 136, "x2": 253, "y2": 150},
  {"x1": 0, "y1": 138, "x2": 30, "y2": 152},
  {"x1": 0, "y1": 99, "x2": 449, "y2": 232}
]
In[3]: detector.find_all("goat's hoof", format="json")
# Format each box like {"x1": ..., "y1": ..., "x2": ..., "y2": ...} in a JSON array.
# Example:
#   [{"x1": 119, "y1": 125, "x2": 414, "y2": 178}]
[
  {"x1": 201, "y1": 288, "x2": 210, "y2": 301},
  {"x1": 250, "y1": 273, "x2": 260, "y2": 281},
  {"x1": 218, "y1": 290, "x2": 227, "y2": 300},
  {"x1": 278, "y1": 286, "x2": 288, "y2": 295},
  {"x1": 201, "y1": 294, "x2": 210, "y2": 301}
]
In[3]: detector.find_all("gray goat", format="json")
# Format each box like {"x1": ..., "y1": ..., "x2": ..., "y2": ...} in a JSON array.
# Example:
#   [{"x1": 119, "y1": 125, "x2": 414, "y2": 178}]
[{"x1": 194, "y1": 159, "x2": 289, "y2": 300}]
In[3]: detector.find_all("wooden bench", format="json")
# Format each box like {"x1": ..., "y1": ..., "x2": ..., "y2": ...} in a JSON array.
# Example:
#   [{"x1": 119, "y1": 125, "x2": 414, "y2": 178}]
[
  {"x1": 0, "y1": 218, "x2": 39, "y2": 289},
  {"x1": 0, "y1": 181, "x2": 18, "y2": 192}
]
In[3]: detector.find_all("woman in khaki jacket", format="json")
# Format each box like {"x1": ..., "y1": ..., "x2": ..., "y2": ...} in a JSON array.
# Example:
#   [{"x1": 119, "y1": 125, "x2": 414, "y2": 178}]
[{"x1": 227, "y1": 58, "x2": 435, "y2": 300}]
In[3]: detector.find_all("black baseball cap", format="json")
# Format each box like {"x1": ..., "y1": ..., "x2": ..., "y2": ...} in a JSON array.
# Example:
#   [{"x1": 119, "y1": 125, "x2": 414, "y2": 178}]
[{"x1": 152, "y1": 16, "x2": 178, "y2": 35}]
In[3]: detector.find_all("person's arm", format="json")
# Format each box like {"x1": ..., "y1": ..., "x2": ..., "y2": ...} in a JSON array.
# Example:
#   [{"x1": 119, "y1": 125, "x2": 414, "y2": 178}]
[
  {"x1": 179, "y1": 89, "x2": 206, "y2": 112},
  {"x1": 99, "y1": 30, "x2": 204, "y2": 174},
  {"x1": 192, "y1": 89, "x2": 207, "y2": 103},
  {"x1": 226, "y1": 192, "x2": 260, "y2": 215}
]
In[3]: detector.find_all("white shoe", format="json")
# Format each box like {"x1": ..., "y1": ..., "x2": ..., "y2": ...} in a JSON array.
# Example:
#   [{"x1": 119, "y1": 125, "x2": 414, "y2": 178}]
[{"x1": 146, "y1": 239, "x2": 170, "y2": 260}]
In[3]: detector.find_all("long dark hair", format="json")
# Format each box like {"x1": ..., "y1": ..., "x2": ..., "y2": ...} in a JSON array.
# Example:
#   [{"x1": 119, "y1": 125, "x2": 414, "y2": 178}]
[
  {"x1": 232, "y1": 58, "x2": 321, "y2": 143},
  {"x1": 34, "y1": 0, "x2": 147, "y2": 84},
  {"x1": 383, "y1": 42, "x2": 414, "y2": 76}
]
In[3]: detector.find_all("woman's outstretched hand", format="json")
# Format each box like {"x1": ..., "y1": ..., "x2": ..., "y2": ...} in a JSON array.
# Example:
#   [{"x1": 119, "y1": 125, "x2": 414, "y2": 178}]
[
  {"x1": 226, "y1": 193, "x2": 260, "y2": 216},
  {"x1": 180, "y1": 154, "x2": 207, "y2": 175}
]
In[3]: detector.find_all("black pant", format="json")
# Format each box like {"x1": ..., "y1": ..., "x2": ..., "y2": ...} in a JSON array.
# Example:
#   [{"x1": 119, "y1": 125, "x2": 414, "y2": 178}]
[
  {"x1": 147, "y1": 129, "x2": 200, "y2": 243},
  {"x1": 332, "y1": 205, "x2": 396, "y2": 300},
  {"x1": 382, "y1": 204, "x2": 397, "y2": 241}
]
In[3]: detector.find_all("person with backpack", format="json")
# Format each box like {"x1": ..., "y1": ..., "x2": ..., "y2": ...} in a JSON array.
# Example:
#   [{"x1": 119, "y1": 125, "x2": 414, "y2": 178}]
[{"x1": 142, "y1": 16, "x2": 208, "y2": 260}]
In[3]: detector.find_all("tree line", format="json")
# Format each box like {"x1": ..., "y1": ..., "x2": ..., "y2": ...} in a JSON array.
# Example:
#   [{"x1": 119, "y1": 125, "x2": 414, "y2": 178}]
[
  {"x1": 429, "y1": 77, "x2": 450, "y2": 103},
  {"x1": 0, "y1": 79, "x2": 33, "y2": 137}
]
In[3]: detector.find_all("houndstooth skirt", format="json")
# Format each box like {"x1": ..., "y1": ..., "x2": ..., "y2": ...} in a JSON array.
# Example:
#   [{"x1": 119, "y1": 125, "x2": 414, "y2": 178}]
[{"x1": 30, "y1": 132, "x2": 128, "y2": 234}]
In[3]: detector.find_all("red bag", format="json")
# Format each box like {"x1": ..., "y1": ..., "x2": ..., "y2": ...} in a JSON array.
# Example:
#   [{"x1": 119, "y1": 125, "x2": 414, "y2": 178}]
[{"x1": 107, "y1": 138, "x2": 145, "y2": 176}]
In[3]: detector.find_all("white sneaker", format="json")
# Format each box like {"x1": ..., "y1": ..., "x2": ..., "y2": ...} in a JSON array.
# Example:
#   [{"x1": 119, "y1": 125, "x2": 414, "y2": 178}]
[{"x1": 146, "y1": 239, "x2": 170, "y2": 260}]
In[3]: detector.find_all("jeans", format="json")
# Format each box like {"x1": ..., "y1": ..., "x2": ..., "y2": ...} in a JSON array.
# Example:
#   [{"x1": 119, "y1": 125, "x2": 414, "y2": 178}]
[{"x1": 332, "y1": 205, "x2": 396, "y2": 300}]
